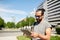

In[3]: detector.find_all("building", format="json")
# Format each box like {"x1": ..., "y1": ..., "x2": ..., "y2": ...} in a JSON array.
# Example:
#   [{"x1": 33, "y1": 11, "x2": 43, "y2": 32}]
[{"x1": 37, "y1": 0, "x2": 60, "y2": 26}]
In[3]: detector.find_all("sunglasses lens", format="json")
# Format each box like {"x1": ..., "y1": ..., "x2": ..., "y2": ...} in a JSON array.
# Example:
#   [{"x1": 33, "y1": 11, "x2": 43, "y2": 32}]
[
  {"x1": 35, "y1": 16, "x2": 40, "y2": 19},
  {"x1": 36, "y1": 17, "x2": 39, "y2": 18}
]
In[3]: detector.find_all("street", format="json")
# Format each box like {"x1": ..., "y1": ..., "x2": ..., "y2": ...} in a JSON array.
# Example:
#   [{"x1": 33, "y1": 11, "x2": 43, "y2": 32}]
[{"x1": 0, "y1": 30, "x2": 23, "y2": 40}]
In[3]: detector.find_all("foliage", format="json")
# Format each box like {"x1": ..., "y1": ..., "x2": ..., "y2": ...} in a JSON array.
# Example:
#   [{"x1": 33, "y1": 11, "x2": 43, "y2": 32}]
[
  {"x1": 0, "y1": 16, "x2": 35, "y2": 28},
  {"x1": 7, "y1": 22, "x2": 15, "y2": 28},
  {"x1": 16, "y1": 22, "x2": 22, "y2": 28},
  {"x1": 56, "y1": 27, "x2": 60, "y2": 34},
  {"x1": 26, "y1": 17, "x2": 35, "y2": 26},
  {"x1": 16, "y1": 16, "x2": 35, "y2": 28},
  {"x1": 17, "y1": 36, "x2": 31, "y2": 40},
  {"x1": 50, "y1": 36, "x2": 60, "y2": 40},
  {"x1": 17, "y1": 36, "x2": 60, "y2": 40},
  {"x1": 0, "y1": 17, "x2": 5, "y2": 29}
]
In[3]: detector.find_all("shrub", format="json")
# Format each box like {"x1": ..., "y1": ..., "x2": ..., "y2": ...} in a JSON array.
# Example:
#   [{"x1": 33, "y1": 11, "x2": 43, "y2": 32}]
[
  {"x1": 56, "y1": 27, "x2": 60, "y2": 34},
  {"x1": 17, "y1": 36, "x2": 31, "y2": 40},
  {"x1": 50, "y1": 36, "x2": 60, "y2": 40},
  {"x1": 17, "y1": 36, "x2": 60, "y2": 40}
]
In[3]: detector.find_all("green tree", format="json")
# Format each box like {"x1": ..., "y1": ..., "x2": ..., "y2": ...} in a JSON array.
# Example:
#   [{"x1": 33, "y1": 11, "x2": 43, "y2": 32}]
[
  {"x1": 4, "y1": 23, "x2": 7, "y2": 28},
  {"x1": 0, "y1": 17, "x2": 5, "y2": 30},
  {"x1": 16, "y1": 22, "x2": 22, "y2": 28},
  {"x1": 28, "y1": 17, "x2": 35, "y2": 26},
  {"x1": 16, "y1": 16, "x2": 35, "y2": 28},
  {"x1": 26, "y1": 17, "x2": 35, "y2": 26},
  {"x1": 19, "y1": 20, "x2": 26, "y2": 27},
  {"x1": 7, "y1": 22, "x2": 15, "y2": 28}
]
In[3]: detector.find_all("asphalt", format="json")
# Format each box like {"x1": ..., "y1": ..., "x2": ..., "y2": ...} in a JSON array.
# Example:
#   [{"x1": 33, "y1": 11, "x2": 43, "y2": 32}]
[{"x1": 0, "y1": 30, "x2": 23, "y2": 40}]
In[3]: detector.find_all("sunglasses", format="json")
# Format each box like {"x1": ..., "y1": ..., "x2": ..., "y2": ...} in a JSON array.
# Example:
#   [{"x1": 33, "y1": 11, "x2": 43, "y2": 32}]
[{"x1": 35, "y1": 15, "x2": 41, "y2": 18}]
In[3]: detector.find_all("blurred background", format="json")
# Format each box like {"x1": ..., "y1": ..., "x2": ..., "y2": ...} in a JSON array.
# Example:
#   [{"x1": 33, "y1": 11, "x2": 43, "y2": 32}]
[{"x1": 0, "y1": 0, "x2": 60, "y2": 40}]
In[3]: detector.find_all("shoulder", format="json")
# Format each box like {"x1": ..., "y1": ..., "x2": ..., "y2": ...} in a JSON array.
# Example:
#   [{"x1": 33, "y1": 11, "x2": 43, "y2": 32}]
[
  {"x1": 44, "y1": 20, "x2": 52, "y2": 29},
  {"x1": 44, "y1": 20, "x2": 50, "y2": 25}
]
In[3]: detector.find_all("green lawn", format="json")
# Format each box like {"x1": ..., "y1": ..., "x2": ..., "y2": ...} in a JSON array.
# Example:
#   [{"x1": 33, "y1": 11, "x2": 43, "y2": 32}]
[
  {"x1": 50, "y1": 36, "x2": 60, "y2": 40},
  {"x1": 17, "y1": 36, "x2": 31, "y2": 40},
  {"x1": 17, "y1": 36, "x2": 60, "y2": 40}
]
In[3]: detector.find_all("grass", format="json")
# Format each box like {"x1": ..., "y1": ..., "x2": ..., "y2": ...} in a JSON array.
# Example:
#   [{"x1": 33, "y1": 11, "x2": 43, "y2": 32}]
[
  {"x1": 17, "y1": 36, "x2": 31, "y2": 40},
  {"x1": 17, "y1": 36, "x2": 60, "y2": 40},
  {"x1": 50, "y1": 36, "x2": 60, "y2": 40}
]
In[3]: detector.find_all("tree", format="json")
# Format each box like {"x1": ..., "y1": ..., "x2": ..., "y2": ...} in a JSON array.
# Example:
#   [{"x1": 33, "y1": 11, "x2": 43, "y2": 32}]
[
  {"x1": 0, "y1": 17, "x2": 5, "y2": 30},
  {"x1": 7, "y1": 22, "x2": 15, "y2": 28},
  {"x1": 25, "y1": 16, "x2": 35, "y2": 26},
  {"x1": 28, "y1": 17, "x2": 35, "y2": 26},
  {"x1": 16, "y1": 22, "x2": 22, "y2": 28},
  {"x1": 16, "y1": 16, "x2": 35, "y2": 28}
]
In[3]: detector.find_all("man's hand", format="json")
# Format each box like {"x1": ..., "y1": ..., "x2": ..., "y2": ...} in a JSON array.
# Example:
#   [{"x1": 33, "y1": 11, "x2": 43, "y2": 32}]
[{"x1": 31, "y1": 32, "x2": 39, "y2": 38}]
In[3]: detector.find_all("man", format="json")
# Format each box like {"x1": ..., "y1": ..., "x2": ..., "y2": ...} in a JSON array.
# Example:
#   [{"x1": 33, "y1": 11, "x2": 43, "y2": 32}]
[{"x1": 30, "y1": 8, "x2": 52, "y2": 40}]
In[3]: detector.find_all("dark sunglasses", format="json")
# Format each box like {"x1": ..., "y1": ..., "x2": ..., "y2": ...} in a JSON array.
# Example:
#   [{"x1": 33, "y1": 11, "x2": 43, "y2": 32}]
[{"x1": 35, "y1": 16, "x2": 41, "y2": 18}]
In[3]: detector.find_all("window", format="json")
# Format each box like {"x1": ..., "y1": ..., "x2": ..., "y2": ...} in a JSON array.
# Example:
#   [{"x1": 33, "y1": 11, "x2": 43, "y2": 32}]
[
  {"x1": 48, "y1": 3, "x2": 60, "y2": 9},
  {"x1": 48, "y1": 6, "x2": 60, "y2": 11},
  {"x1": 47, "y1": 1, "x2": 58, "y2": 6},
  {"x1": 48, "y1": 13, "x2": 60, "y2": 17},
  {"x1": 48, "y1": 20, "x2": 60, "y2": 22},
  {"x1": 48, "y1": 9, "x2": 60, "y2": 14},
  {"x1": 48, "y1": 16, "x2": 60, "y2": 19}
]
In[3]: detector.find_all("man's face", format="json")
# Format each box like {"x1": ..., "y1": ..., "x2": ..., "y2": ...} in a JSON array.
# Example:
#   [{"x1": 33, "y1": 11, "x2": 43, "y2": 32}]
[{"x1": 35, "y1": 11, "x2": 43, "y2": 22}]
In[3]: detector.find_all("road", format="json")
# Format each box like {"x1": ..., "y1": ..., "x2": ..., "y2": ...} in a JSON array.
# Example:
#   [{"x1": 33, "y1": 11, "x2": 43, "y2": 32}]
[{"x1": 0, "y1": 30, "x2": 23, "y2": 40}]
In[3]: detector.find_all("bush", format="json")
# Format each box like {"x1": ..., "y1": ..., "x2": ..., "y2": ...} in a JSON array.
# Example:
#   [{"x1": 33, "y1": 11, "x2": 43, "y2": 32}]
[
  {"x1": 17, "y1": 36, "x2": 60, "y2": 40},
  {"x1": 56, "y1": 27, "x2": 60, "y2": 34},
  {"x1": 50, "y1": 36, "x2": 60, "y2": 40},
  {"x1": 17, "y1": 36, "x2": 31, "y2": 40}
]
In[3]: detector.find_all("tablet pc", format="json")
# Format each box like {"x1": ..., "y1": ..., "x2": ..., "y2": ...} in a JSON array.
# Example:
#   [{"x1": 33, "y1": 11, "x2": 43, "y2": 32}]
[{"x1": 21, "y1": 29, "x2": 31, "y2": 36}]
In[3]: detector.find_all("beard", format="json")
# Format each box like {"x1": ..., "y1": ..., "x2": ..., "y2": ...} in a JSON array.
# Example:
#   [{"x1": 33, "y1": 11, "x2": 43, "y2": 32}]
[{"x1": 36, "y1": 19, "x2": 42, "y2": 23}]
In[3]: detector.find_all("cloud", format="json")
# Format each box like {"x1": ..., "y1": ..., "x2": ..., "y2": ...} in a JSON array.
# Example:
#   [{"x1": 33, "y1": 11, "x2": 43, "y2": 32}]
[
  {"x1": 0, "y1": 8, "x2": 27, "y2": 23},
  {"x1": 0, "y1": 4, "x2": 27, "y2": 23},
  {"x1": 0, "y1": 8, "x2": 27, "y2": 15},
  {"x1": 16, "y1": 17, "x2": 25, "y2": 23},
  {"x1": 29, "y1": 8, "x2": 36, "y2": 17}
]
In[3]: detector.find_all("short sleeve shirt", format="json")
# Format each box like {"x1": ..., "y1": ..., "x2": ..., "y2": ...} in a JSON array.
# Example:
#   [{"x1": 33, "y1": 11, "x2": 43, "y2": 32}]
[{"x1": 32, "y1": 19, "x2": 51, "y2": 40}]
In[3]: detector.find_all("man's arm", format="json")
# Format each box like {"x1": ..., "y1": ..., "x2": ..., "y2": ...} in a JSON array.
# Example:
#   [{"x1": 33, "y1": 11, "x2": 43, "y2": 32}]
[
  {"x1": 38, "y1": 28, "x2": 51, "y2": 40},
  {"x1": 31, "y1": 28, "x2": 51, "y2": 40}
]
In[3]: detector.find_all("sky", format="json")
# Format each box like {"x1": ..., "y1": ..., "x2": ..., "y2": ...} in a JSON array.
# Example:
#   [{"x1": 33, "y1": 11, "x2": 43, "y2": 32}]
[{"x1": 0, "y1": 0, "x2": 44, "y2": 23}]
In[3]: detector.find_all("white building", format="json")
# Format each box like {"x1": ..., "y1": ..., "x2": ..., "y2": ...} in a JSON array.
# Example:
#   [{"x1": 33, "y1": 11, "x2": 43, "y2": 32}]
[{"x1": 37, "y1": 0, "x2": 60, "y2": 26}]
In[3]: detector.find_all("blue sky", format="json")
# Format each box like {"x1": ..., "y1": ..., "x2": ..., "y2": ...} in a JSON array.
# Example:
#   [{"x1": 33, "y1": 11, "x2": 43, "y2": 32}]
[{"x1": 0, "y1": 0, "x2": 44, "y2": 23}]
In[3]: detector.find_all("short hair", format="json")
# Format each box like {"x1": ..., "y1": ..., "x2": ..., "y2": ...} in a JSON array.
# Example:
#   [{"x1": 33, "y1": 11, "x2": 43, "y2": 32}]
[{"x1": 36, "y1": 8, "x2": 45, "y2": 15}]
